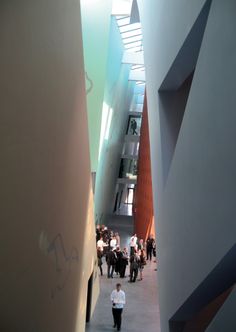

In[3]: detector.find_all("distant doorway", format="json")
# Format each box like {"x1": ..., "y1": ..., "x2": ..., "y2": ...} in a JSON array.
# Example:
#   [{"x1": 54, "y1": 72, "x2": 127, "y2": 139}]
[{"x1": 126, "y1": 187, "x2": 134, "y2": 205}]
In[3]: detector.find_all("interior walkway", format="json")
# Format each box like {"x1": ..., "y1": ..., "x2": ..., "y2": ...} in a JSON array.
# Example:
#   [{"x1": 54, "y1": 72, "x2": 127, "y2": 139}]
[
  {"x1": 115, "y1": 203, "x2": 133, "y2": 217},
  {"x1": 86, "y1": 216, "x2": 160, "y2": 332}
]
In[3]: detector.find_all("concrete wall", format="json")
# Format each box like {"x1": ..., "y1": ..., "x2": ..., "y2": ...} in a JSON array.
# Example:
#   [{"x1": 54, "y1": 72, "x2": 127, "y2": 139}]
[
  {"x1": 206, "y1": 288, "x2": 236, "y2": 332},
  {"x1": 138, "y1": 0, "x2": 236, "y2": 331},
  {"x1": 0, "y1": 1, "x2": 98, "y2": 331},
  {"x1": 94, "y1": 17, "x2": 134, "y2": 223}
]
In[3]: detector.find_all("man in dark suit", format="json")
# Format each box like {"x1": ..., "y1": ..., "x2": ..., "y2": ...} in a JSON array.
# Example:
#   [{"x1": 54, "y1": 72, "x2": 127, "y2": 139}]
[{"x1": 106, "y1": 249, "x2": 117, "y2": 278}]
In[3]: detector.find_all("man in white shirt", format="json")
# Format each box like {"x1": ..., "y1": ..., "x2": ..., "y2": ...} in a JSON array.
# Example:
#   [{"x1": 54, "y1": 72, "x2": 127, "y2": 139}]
[
  {"x1": 110, "y1": 235, "x2": 117, "y2": 250},
  {"x1": 97, "y1": 236, "x2": 104, "y2": 252},
  {"x1": 129, "y1": 233, "x2": 137, "y2": 256},
  {"x1": 110, "y1": 283, "x2": 126, "y2": 331}
]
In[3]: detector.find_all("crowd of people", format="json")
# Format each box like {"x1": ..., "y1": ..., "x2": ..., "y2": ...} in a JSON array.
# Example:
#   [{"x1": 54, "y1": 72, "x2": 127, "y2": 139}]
[{"x1": 96, "y1": 224, "x2": 156, "y2": 283}]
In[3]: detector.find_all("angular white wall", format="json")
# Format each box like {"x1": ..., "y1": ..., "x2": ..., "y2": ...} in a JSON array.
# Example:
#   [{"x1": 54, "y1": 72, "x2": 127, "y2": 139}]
[{"x1": 138, "y1": 0, "x2": 236, "y2": 330}]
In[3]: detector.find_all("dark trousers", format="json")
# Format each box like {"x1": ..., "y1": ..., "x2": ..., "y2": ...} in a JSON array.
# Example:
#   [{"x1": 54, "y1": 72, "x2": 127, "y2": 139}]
[
  {"x1": 112, "y1": 308, "x2": 123, "y2": 329},
  {"x1": 99, "y1": 265, "x2": 103, "y2": 276},
  {"x1": 107, "y1": 264, "x2": 115, "y2": 278},
  {"x1": 130, "y1": 246, "x2": 135, "y2": 256},
  {"x1": 130, "y1": 266, "x2": 138, "y2": 282},
  {"x1": 120, "y1": 264, "x2": 127, "y2": 278},
  {"x1": 147, "y1": 248, "x2": 152, "y2": 261}
]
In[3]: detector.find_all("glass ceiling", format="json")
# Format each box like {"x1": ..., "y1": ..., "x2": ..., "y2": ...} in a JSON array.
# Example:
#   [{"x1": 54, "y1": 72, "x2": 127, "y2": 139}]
[
  {"x1": 115, "y1": 2, "x2": 146, "y2": 89},
  {"x1": 112, "y1": 0, "x2": 133, "y2": 15},
  {"x1": 116, "y1": 16, "x2": 143, "y2": 53}
]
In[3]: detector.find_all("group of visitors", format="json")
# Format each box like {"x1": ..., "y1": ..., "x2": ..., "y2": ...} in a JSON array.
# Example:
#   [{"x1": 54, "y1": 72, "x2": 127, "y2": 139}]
[
  {"x1": 96, "y1": 225, "x2": 156, "y2": 331},
  {"x1": 96, "y1": 225, "x2": 156, "y2": 283}
]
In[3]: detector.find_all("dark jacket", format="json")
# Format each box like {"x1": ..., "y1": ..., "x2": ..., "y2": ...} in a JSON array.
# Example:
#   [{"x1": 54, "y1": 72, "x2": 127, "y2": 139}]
[
  {"x1": 106, "y1": 250, "x2": 117, "y2": 265},
  {"x1": 130, "y1": 254, "x2": 139, "y2": 270}
]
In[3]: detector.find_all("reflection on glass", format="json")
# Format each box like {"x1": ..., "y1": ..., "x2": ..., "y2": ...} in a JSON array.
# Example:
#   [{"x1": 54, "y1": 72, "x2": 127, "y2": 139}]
[
  {"x1": 122, "y1": 142, "x2": 139, "y2": 156},
  {"x1": 119, "y1": 158, "x2": 138, "y2": 179},
  {"x1": 125, "y1": 187, "x2": 134, "y2": 204},
  {"x1": 127, "y1": 116, "x2": 142, "y2": 135}
]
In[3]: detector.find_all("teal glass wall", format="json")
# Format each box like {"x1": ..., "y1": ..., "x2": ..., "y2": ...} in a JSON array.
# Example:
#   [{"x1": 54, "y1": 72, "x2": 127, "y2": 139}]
[{"x1": 81, "y1": 0, "x2": 112, "y2": 172}]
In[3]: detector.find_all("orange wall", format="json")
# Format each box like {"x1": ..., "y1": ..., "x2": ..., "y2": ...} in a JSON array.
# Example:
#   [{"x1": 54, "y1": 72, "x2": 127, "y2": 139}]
[{"x1": 134, "y1": 95, "x2": 155, "y2": 240}]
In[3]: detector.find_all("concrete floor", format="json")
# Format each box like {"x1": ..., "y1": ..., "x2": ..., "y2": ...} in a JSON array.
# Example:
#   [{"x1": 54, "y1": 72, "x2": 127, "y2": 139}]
[
  {"x1": 115, "y1": 203, "x2": 133, "y2": 217},
  {"x1": 86, "y1": 216, "x2": 161, "y2": 332}
]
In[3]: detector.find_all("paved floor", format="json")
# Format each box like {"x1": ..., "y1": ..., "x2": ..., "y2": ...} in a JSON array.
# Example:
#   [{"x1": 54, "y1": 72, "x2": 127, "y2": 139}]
[
  {"x1": 115, "y1": 203, "x2": 133, "y2": 217},
  {"x1": 86, "y1": 216, "x2": 161, "y2": 332}
]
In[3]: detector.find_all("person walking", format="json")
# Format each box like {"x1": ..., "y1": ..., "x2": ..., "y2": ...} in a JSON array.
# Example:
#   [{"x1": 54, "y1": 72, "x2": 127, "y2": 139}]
[
  {"x1": 115, "y1": 232, "x2": 121, "y2": 247},
  {"x1": 110, "y1": 235, "x2": 117, "y2": 250},
  {"x1": 97, "y1": 236, "x2": 105, "y2": 252},
  {"x1": 146, "y1": 235, "x2": 155, "y2": 261},
  {"x1": 130, "y1": 119, "x2": 138, "y2": 135},
  {"x1": 129, "y1": 233, "x2": 137, "y2": 256},
  {"x1": 110, "y1": 283, "x2": 126, "y2": 331},
  {"x1": 97, "y1": 247, "x2": 103, "y2": 276},
  {"x1": 106, "y1": 249, "x2": 117, "y2": 278},
  {"x1": 139, "y1": 249, "x2": 146, "y2": 280},
  {"x1": 137, "y1": 238, "x2": 144, "y2": 251},
  {"x1": 120, "y1": 247, "x2": 129, "y2": 278},
  {"x1": 129, "y1": 251, "x2": 139, "y2": 282},
  {"x1": 115, "y1": 247, "x2": 122, "y2": 276}
]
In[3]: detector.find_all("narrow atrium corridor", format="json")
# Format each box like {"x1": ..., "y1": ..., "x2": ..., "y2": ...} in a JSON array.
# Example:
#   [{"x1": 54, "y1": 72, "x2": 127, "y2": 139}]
[
  {"x1": 86, "y1": 216, "x2": 160, "y2": 332},
  {"x1": 1, "y1": 0, "x2": 236, "y2": 331}
]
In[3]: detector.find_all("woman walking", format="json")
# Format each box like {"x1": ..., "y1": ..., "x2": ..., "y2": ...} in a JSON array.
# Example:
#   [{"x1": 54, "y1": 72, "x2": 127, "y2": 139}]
[{"x1": 139, "y1": 249, "x2": 146, "y2": 280}]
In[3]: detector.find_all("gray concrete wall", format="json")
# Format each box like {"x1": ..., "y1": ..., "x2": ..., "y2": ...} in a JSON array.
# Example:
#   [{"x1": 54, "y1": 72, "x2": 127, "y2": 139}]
[
  {"x1": 206, "y1": 288, "x2": 236, "y2": 332},
  {"x1": 138, "y1": 0, "x2": 236, "y2": 330},
  {"x1": 0, "y1": 1, "x2": 99, "y2": 331}
]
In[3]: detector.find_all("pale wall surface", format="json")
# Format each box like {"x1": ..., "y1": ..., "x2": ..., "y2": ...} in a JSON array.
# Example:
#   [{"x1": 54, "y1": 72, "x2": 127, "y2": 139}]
[
  {"x1": 81, "y1": 0, "x2": 112, "y2": 172},
  {"x1": 138, "y1": 0, "x2": 236, "y2": 331},
  {"x1": 94, "y1": 17, "x2": 134, "y2": 223},
  {"x1": 0, "y1": 1, "x2": 98, "y2": 331}
]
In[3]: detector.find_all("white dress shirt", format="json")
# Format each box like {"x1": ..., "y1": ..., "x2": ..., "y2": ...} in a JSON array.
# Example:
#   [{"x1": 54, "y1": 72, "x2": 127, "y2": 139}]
[
  {"x1": 111, "y1": 289, "x2": 126, "y2": 309},
  {"x1": 130, "y1": 236, "x2": 137, "y2": 247},
  {"x1": 110, "y1": 238, "x2": 117, "y2": 249},
  {"x1": 97, "y1": 239, "x2": 104, "y2": 251}
]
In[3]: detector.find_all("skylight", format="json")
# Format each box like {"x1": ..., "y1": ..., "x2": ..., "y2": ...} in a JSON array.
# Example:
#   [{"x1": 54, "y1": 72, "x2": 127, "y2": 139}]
[
  {"x1": 117, "y1": 16, "x2": 130, "y2": 26},
  {"x1": 116, "y1": 14, "x2": 143, "y2": 54},
  {"x1": 136, "y1": 81, "x2": 145, "y2": 86},
  {"x1": 115, "y1": 9, "x2": 146, "y2": 86},
  {"x1": 131, "y1": 64, "x2": 145, "y2": 71},
  {"x1": 132, "y1": 65, "x2": 143, "y2": 69},
  {"x1": 123, "y1": 35, "x2": 142, "y2": 44},
  {"x1": 112, "y1": 0, "x2": 133, "y2": 16},
  {"x1": 125, "y1": 45, "x2": 143, "y2": 53},
  {"x1": 124, "y1": 40, "x2": 142, "y2": 49},
  {"x1": 119, "y1": 22, "x2": 141, "y2": 33},
  {"x1": 121, "y1": 28, "x2": 142, "y2": 39}
]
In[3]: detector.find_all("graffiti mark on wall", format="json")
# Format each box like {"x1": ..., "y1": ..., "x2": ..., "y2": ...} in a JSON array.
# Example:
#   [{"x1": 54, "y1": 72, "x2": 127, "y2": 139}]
[
  {"x1": 85, "y1": 71, "x2": 94, "y2": 95},
  {"x1": 47, "y1": 233, "x2": 79, "y2": 299}
]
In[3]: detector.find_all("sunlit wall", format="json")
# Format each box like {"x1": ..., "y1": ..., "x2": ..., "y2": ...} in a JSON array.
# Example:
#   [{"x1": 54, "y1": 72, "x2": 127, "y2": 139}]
[
  {"x1": 94, "y1": 16, "x2": 135, "y2": 224},
  {"x1": 81, "y1": 0, "x2": 112, "y2": 172}
]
